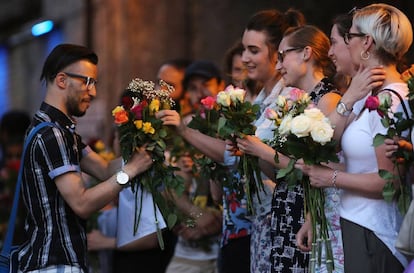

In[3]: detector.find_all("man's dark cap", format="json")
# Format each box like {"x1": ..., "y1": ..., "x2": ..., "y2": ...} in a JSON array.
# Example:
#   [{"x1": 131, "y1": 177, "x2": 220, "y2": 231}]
[{"x1": 183, "y1": 60, "x2": 222, "y2": 90}]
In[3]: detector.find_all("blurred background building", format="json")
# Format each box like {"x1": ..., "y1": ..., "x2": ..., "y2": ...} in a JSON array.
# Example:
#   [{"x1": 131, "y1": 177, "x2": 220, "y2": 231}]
[{"x1": 0, "y1": 0, "x2": 413, "y2": 144}]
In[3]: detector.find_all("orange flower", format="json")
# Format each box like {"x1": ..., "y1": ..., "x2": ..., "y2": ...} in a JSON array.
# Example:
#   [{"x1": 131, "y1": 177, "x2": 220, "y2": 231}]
[{"x1": 112, "y1": 106, "x2": 129, "y2": 124}]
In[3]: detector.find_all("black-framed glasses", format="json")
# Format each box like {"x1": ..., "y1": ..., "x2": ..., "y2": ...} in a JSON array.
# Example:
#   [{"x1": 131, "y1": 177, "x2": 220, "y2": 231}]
[
  {"x1": 63, "y1": 72, "x2": 97, "y2": 90},
  {"x1": 344, "y1": 32, "x2": 366, "y2": 45},
  {"x1": 277, "y1": 47, "x2": 304, "y2": 63}
]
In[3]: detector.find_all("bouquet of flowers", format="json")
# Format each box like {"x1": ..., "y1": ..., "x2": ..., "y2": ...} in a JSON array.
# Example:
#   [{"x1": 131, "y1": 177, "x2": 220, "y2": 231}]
[
  {"x1": 112, "y1": 78, "x2": 185, "y2": 249},
  {"x1": 266, "y1": 88, "x2": 339, "y2": 273},
  {"x1": 188, "y1": 85, "x2": 261, "y2": 214},
  {"x1": 185, "y1": 94, "x2": 231, "y2": 188},
  {"x1": 372, "y1": 65, "x2": 414, "y2": 214}
]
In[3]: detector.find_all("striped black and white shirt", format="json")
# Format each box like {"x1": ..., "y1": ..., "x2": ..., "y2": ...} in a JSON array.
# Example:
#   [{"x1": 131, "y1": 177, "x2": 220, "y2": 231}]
[{"x1": 18, "y1": 102, "x2": 90, "y2": 273}]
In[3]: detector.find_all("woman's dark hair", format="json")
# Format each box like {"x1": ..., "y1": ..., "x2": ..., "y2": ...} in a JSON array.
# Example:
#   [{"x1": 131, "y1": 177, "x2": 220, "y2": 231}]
[
  {"x1": 245, "y1": 9, "x2": 306, "y2": 56},
  {"x1": 40, "y1": 43, "x2": 98, "y2": 84},
  {"x1": 332, "y1": 13, "x2": 352, "y2": 38}
]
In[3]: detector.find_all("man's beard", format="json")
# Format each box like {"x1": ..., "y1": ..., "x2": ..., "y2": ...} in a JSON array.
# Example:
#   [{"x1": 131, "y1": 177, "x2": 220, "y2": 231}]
[{"x1": 66, "y1": 99, "x2": 87, "y2": 117}]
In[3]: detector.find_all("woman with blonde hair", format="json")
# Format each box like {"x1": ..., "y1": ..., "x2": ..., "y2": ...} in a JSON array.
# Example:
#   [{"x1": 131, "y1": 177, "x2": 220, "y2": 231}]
[{"x1": 296, "y1": 3, "x2": 412, "y2": 272}]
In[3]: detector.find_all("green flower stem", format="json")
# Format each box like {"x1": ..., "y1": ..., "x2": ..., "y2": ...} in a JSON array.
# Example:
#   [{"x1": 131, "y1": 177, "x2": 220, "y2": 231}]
[
  {"x1": 240, "y1": 153, "x2": 264, "y2": 215},
  {"x1": 154, "y1": 200, "x2": 164, "y2": 250},
  {"x1": 396, "y1": 163, "x2": 410, "y2": 214},
  {"x1": 303, "y1": 176, "x2": 334, "y2": 273}
]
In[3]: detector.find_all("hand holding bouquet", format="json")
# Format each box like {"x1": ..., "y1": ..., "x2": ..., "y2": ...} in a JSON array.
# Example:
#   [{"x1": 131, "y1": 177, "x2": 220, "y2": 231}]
[
  {"x1": 267, "y1": 88, "x2": 339, "y2": 273},
  {"x1": 373, "y1": 66, "x2": 414, "y2": 214},
  {"x1": 188, "y1": 85, "x2": 261, "y2": 214},
  {"x1": 112, "y1": 78, "x2": 185, "y2": 249}
]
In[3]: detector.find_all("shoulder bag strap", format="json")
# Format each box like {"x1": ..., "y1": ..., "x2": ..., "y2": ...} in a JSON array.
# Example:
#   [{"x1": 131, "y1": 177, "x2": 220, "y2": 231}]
[
  {"x1": 381, "y1": 88, "x2": 411, "y2": 119},
  {"x1": 381, "y1": 88, "x2": 412, "y2": 140},
  {"x1": 0, "y1": 122, "x2": 55, "y2": 255}
]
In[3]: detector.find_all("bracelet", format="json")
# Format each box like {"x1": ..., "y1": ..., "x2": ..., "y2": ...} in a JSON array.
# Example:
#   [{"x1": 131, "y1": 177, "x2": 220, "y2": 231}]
[{"x1": 331, "y1": 170, "x2": 338, "y2": 189}]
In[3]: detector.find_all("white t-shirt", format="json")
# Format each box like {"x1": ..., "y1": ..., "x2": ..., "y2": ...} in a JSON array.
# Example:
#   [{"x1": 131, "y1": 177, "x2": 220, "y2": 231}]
[
  {"x1": 173, "y1": 177, "x2": 220, "y2": 260},
  {"x1": 340, "y1": 83, "x2": 409, "y2": 267}
]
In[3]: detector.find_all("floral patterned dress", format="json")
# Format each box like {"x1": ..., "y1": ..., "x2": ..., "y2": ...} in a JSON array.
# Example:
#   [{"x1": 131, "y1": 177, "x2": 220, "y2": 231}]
[
  {"x1": 250, "y1": 80, "x2": 291, "y2": 273},
  {"x1": 270, "y1": 78, "x2": 341, "y2": 273}
]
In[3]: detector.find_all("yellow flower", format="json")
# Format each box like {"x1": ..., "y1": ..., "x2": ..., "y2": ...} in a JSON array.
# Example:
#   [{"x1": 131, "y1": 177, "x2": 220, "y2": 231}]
[
  {"x1": 193, "y1": 196, "x2": 208, "y2": 209},
  {"x1": 94, "y1": 140, "x2": 105, "y2": 152},
  {"x1": 134, "y1": 120, "x2": 143, "y2": 129},
  {"x1": 162, "y1": 100, "x2": 171, "y2": 110},
  {"x1": 142, "y1": 122, "x2": 155, "y2": 134},
  {"x1": 149, "y1": 99, "x2": 160, "y2": 114},
  {"x1": 99, "y1": 151, "x2": 116, "y2": 161},
  {"x1": 112, "y1": 106, "x2": 124, "y2": 115}
]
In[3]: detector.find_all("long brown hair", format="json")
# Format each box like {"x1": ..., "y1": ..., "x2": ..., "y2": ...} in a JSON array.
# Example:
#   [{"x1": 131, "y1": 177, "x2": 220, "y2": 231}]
[{"x1": 283, "y1": 25, "x2": 336, "y2": 78}]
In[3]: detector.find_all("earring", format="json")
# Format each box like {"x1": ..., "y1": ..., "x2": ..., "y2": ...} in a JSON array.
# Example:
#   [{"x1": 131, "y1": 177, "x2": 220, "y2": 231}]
[{"x1": 360, "y1": 51, "x2": 370, "y2": 60}]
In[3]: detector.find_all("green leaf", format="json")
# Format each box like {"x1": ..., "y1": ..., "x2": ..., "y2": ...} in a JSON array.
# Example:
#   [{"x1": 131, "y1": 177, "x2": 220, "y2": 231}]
[
  {"x1": 167, "y1": 213, "x2": 178, "y2": 228},
  {"x1": 276, "y1": 159, "x2": 295, "y2": 179},
  {"x1": 379, "y1": 169, "x2": 395, "y2": 181},
  {"x1": 382, "y1": 181, "x2": 395, "y2": 202},
  {"x1": 373, "y1": 134, "x2": 387, "y2": 147},
  {"x1": 158, "y1": 128, "x2": 168, "y2": 138}
]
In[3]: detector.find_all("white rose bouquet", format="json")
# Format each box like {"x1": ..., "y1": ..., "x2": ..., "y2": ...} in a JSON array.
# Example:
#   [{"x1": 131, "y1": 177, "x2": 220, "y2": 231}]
[{"x1": 266, "y1": 88, "x2": 339, "y2": 273}]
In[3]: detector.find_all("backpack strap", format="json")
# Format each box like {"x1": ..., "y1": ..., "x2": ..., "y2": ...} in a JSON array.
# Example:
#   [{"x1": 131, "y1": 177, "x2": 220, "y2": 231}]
[{"x1": 0, "y1": 122, "x2": 56, "y2": 255}]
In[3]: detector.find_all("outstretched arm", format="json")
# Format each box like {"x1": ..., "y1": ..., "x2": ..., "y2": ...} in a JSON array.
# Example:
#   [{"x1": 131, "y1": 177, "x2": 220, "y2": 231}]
[{"x1": 156, "y1": 110, "x2": 226, "y2": 162}]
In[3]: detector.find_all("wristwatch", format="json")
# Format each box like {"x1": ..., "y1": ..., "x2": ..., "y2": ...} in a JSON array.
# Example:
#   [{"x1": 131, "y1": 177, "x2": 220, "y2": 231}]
[
  {"x1": 116, "y1": 170, "x2": 130, "y2": 186},
  {"x1": 336, "y1": 101, "x2": 352, "y2": 116}
]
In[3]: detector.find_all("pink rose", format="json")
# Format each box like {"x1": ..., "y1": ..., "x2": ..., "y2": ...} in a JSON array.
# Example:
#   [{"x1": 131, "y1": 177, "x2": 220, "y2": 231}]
[
  {"x1": 201, "y1": 96, "x2": 216, "y2": 110},
  {"x1": 131, "y1": 101, "x2": 147, "y2": 120},
  {"x1": 365, "y1": 95, "x2": 380, "y2": 111},
  {"x1": 289, "y1": 88, "x2": 306, "y2": 101},
  {"x1": 265, "y1": 108, "x2": 278, "y2": 120}
]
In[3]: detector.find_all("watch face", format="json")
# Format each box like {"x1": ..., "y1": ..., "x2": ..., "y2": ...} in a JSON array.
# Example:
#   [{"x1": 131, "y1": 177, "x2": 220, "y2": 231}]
[
  {"x1": 337, "y1": 102, "x2": 350, "y2": 116},
  {"x1": 117, "y1": 171, "x2": 129, "y2": 185},
  {"x1": 337, "y1": 103, "x2": 345, "y2": 113}
]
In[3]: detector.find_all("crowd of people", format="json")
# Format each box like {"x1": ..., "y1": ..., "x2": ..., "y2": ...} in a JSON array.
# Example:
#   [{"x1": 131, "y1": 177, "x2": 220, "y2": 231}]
[{"x1": 1, "y1": 2, "x2": 414, "y2": 273}]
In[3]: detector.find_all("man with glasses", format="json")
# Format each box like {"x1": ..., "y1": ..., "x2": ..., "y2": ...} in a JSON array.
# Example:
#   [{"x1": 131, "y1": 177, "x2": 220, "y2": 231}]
[
  {"x1": 62, "y1": 71, "x2": 98, "y2": 90},
  {"x1": 17, "y1": 43, "x2": 153, "y2": 273}
]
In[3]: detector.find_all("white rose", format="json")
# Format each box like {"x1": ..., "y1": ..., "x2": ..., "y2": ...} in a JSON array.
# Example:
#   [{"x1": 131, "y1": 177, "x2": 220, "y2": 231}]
[
  {"x1": 304, "y1": 108, "x2": 325, "y2": 121},
  {"x1": 216, "y1": 91, "x2": 231, "y2": 107},
  {"x1": 229, "y1": 87, "x2": 246, "y2": 103},
  {"x1": 290, "y1": 114, "x2": 312, "y2": 137},
  {"x1": 278, "y1": 114, "x2": 293, "y2": 135},
  {"x1": 276, "y1": 95, "x2": 287, "y2": 108},
  {"x1": 310, "y1": 120, "x2": 334, "y2": 144},
  {"x1": 378, "y1": 92, "x2": 392, "y2": 108},
  {"x1": 299, "y1": 92, "x2": 311, "y2": 104}
]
